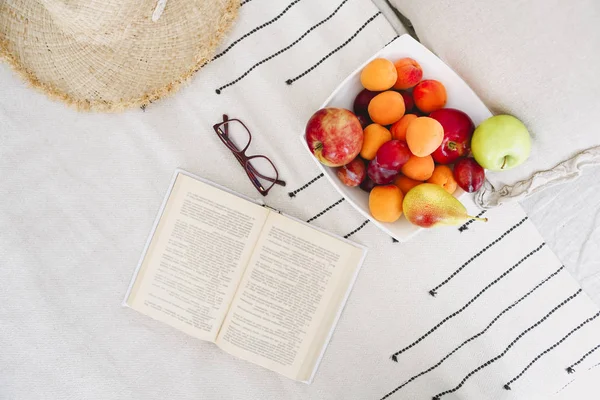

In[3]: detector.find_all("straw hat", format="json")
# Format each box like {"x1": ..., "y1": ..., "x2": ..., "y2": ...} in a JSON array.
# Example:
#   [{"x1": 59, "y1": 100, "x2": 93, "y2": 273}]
[{"x1": 0, "y1": 0, "x2": 238, "y2": 111}]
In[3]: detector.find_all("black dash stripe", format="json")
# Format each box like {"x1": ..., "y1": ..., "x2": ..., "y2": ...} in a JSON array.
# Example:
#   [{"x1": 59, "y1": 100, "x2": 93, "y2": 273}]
[
  {"x1": 288, "y1": 173, "x2": 324, "y2": 197},
  {"x1": 504, "y1": 311, "x2": 600, "y2": 390},
  {"x1": 555, "y1": 378, "x2": 577, "y2": 393},
  {"x1": 589, "y1": 362, "x2": 600, "y2": 371},
  {"x1": 344, "y1": 220, "x2": 369, "y2": 239},
  {"x1": 306, "y1": 198, "x2": 345, "y2": 223},
  {"x1": 429, "y1": 216, "x2": 528, "y2": 297},
  {"x1": 216, "y1": 0, "x2": 350, "y2": 94},
  {"x1": 432, "y1": 289, "x2": 583, "y2": 399},
  {"x1": 566, "y1": 344, "x2": 600, "y2": 374},
  {"x1": 380, "y1": 265, "x2": 564, "y2": 400},
  {"x1": 286, "y1": 12, "x2": 381, "y2": 85},
  {"x1": 458, "y1": 210, "x2": 487, "y2": 232},
  {"x1": 384, "y1": 35, "x2": 400, "y2": 47},
  {"x1": 215, "y1": 0, "x2": 303, "y2": 60},
  {"x1": 240, "y1": 0, "x2": 253, "y2": 5},
  {"x1": 391, "y1": 242, "x2": 546, "y2": 360}
]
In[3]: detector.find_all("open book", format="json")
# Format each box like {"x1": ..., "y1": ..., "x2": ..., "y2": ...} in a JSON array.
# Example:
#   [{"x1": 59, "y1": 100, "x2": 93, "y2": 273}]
[{"x1": 124, "y1": 170, "x2": 367, "y2": 383}]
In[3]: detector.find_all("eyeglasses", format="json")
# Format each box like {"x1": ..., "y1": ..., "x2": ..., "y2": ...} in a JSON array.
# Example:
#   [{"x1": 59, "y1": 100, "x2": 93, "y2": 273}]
[{"x1": 213, "y1": 115, "x2": 286, "y2": 196}]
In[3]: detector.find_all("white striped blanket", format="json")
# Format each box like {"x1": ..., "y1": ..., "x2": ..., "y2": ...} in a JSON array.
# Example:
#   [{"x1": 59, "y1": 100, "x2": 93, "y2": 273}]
[{"x1": 0, "y1": 0, "x2": 598, "y2": 399}]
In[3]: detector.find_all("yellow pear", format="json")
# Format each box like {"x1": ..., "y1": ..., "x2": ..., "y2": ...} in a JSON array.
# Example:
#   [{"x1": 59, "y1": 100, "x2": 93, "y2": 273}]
[{"x1": 403, "y1": 184, "x2": 488, "y2": 228}]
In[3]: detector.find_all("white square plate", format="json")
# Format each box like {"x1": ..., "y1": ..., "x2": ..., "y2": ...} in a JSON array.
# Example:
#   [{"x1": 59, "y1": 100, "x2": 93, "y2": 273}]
[{"x1": 302, "y1": 34, "x2": 492, "y2": 242}]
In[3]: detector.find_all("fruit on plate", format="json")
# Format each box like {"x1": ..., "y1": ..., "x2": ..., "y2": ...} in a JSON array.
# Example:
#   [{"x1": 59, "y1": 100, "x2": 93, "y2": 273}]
[
  {"x1": 390, "y1": 114, "x2": 417, "y2": 141},
  {"x1": 352, "y1": 89, "x2": 378, "y2": 129},
  {"x1": 356, "y1": 113, "x2": 371, "y2": 129},
  {"x1": 337, "y1": 158, "x2": 366, "y2": 187},
  {"x1": 353, "y1": 89, "x2": 379, "y2": 116},
  {"x1": 406, "y1": 117, "x2": 444, "y2": 157},
  {"x1": 429, "y1": 108, "x2": 475, "y2": 164},
  {"x1": 369, "y1": 185, "x2": 404, "y2": 223},
  {"x1": 413, "y1": 79, "x2": 447, "y2": 113},
  {"x1": 393, "y1": 58, "x2": 423, "y2": 90},
  {"x1": 453, "y1": 157, "x2": 485, "y2": 192},
  {"x1": 394, "y1": 175, "x2": 422, "y2": 194},
  {"x1": 471, "y1": 115, "x2": 531, "y2": 170},
  {"x1": 375, "y1": 140, "x2": 411, "y2": 171},
  {"x1": 368, "y1": 159, "x2": 399, "y2": 184},
  {"x1": 360, "y1": 58, "x2": 397, "y2": 91},
  {"x1": 360, "y1": 175, "x2": 377, "y2": 192},
  {"x1": 403, "y1": 183, "x2": 488, "y2": 228},
  {"x1": 427, "y1": 165, "x2": 457, "y2": 194},
  {"x1": 305, "y1": 108, "x2": 364, "y2": 167},
  {"x1": 368, "y1": 91, "x2": 405, "y2": 125},
  {"x1": 399, "y1": 91, "x2": 415, "y2": 112},
  {"x1": 401, "y1": 154, "x2": 434, "y2": 180},
  {"x1": 361, "y1": 124, "x2": 392, "y2": 160}
]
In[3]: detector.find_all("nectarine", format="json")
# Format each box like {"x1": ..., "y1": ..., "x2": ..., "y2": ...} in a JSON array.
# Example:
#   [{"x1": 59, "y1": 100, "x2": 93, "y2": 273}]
[
  {"x1": 393, "y1": 58, "x2": 423, "y2": 90},
  {"x1": 413, "y1": 80, "x2": 447, "y2": 113}
]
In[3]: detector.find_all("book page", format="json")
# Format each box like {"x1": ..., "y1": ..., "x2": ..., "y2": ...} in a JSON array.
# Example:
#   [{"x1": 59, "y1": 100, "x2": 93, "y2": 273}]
[
  {"x1": 126, "y1": 173, "x2": 270, "y2": 342},
  {"x1": 215, "y1": 212, "x2": 365, "y2": 381}
]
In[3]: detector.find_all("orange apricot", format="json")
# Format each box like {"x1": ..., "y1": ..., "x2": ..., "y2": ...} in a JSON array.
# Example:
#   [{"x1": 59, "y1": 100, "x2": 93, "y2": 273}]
[
  {"x1": 427, "y1": 165, "x2": 457, "y2": 194},
  {"x1": 360, "y1": 58, "x2": 397, "y2": 91},
  {"x1": 406, "y1": 117, "x2": 444, "y2": 157},
  {"x1": 413, "y1": 79, "x2": 447, "y2": 113},
  {"x1": 401, "y1": 154, "x2": 435, "y2": 181},
  {"x1": 394, "y1": 175, "x2": 423, "y2": 194},
  {"x1": 390, "y1": 114, "x2": 417, "y2": 141},
  {"x1": 368, "y1": 91, "x2": 405, "y2": 126},
  {"x1": 369, "y1": 185, "x2": 404, "y2": 223},
  {"x1": 393, "y1": 58, "x2": 423, "y2": 90},
  {"x1": 361, "y1": 124, "x2": 392, "y2": 160}
]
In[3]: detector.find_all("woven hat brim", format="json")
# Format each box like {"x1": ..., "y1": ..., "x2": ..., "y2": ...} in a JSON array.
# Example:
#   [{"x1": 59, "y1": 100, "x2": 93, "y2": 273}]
[{"x1": 0, "y1": 0, "x2": 239, "y2": 112}]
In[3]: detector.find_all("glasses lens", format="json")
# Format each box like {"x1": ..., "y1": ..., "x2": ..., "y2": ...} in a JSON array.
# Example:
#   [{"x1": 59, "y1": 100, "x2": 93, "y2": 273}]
[
  {"x1": 218, "y1": 119, "x2": 251, "y2": 153},
  {"x1": 245, "y1": 156, "x2": 278, "y2": 193}
]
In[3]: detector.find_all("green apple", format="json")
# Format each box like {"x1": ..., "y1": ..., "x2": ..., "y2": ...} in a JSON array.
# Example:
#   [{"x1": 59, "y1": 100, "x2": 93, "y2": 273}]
[{"x1": 471, "y1": 115, "x2": 531, "y2": 171}]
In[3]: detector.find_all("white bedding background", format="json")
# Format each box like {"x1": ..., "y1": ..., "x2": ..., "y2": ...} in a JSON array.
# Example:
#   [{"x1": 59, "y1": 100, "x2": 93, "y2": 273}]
[{"x1": 1, "y1": 0, "x2": 600, "y2": 399}]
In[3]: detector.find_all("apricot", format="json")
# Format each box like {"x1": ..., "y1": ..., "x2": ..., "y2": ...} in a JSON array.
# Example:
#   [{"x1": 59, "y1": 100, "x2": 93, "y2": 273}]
[
  {"x1": 427, "y1": 165, "x2": 457, "y2": 194},
  {"x1": 413, "y1": 80, "x2": 447, "y2": 113},
  {"x1": 394, "y1": 175, "x2": 423, "y2": 194},
  {"x1": 368, "y1": 91, "x2": 405, "y2": 126},
  {"x1": 401, "y1": 154, "x2": 435, "y2": 181},
  {"x1": 406, "y1": 117, "x2": 444, "y2": 157},
  {"x1": 393, "y1": 58, "x2": 423, "y2": 90},
  {"x1": 390, "y1": 114, "x2": 417, "y2": 141},
  {"x1": 369, "y1": 185, "x2": 404, "y2": 223},
  {"x1": 360, "y1": 58, "x2": 397, "y2": 91},
  {"x1": 361, "y1": 124, "x2": 392, "y2": 160}
]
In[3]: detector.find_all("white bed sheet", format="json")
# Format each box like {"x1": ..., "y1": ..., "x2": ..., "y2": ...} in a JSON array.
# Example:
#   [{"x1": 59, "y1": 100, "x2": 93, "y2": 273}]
[
  {"x1": 1, "y1": 1, "x2": 599, "y2": 399},
  {"x1": 521, "y1": 168, "x2": 600, "y2": 305}
]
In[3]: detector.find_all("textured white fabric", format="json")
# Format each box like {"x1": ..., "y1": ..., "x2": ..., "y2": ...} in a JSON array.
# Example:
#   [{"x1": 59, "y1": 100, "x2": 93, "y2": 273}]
[
  {"x1": 521, "y1": 169, "x2": 600, "y2": 307},
  {"x1": 388, "y1": 0, "x2": 600, "y2": 206},
  {"x1": 477, "y1": 145, "x2": 600, "y2": 208},
  {"x1": 371, "y1": 0, "x2": 406, "y2": 33},
  {"x1": 1, "y1": 1, "x2": 600, "y2": 399}
]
